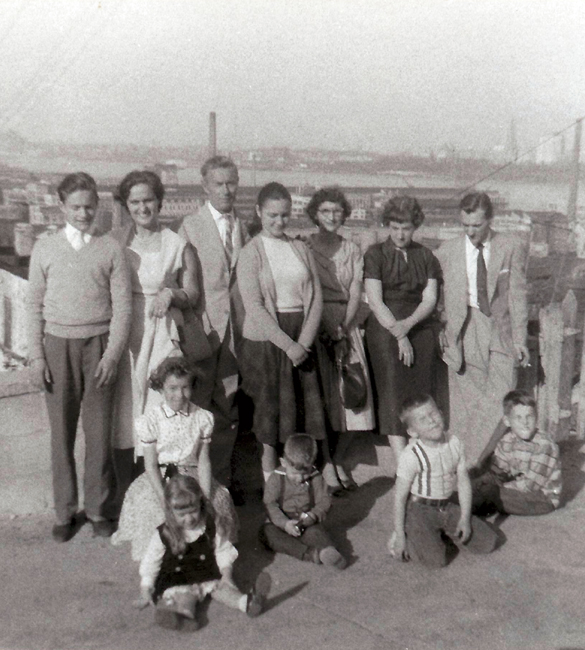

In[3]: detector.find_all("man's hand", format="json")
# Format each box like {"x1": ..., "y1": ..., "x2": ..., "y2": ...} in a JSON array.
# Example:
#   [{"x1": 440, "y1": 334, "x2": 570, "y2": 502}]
[
  {"x1": 95, "y1": 356, "x2": 117, "y2": 388},
  {"x1": 284, "y1": 519, "x2": 301, "y2": 537},
  {"x1": 30, "y1": 358, "x2": 51, "y2": 391},
  {"x1": 455, "y1": 516, "x2": 471, "y2": 544},
  {"x1": 397, "y1": 337, "x2": 414, "y2": 367},
  {"x1": 514, "y1": 344, "x2": 530, "y2": 368}
]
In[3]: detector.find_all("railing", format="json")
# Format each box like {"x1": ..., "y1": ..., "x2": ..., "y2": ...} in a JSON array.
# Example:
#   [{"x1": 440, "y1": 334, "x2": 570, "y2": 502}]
[{"x1": 536, "y1": 291, "x2": 585, "y2": 440}]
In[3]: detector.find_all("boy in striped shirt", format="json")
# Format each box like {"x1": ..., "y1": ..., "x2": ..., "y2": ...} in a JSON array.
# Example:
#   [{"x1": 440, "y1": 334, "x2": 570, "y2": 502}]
[
  {"x1": 473, "y1": 390, "x2": 562, "y2": 516},
  {"x1": 389, "y1": 394, "x2": 498, "y2": 568}
]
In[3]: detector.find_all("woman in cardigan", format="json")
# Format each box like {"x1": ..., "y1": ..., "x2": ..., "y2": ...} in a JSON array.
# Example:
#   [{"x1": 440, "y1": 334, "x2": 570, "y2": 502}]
[
  {"x1": 364, "y1": 196, "x2": 441, "y2": 471},
  {"x1": 237, "y1": 182, "x2": 327, "y2": 482}
]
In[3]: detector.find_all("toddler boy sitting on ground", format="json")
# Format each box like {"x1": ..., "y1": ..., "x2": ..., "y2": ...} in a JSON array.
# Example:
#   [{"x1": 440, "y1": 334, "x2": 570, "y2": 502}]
[
  {"x1": 473, "y1": 390, "x2": 562, "y2": 516},
  {"x1": 389, "y1": 394, "x2": 498, "y2": 568},
  {"x1": 260, "y1": 434, "x2": 347, "y2": 569}
]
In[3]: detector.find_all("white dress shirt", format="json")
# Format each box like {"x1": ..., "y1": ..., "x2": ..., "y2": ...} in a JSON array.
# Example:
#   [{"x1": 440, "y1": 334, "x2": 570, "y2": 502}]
[
  {"x1": 65, "y1": 222, "x2": 92, "y2": 251},
  {"x1": 465, "y1": 234, "x2": 491, "y2": 309},
  {"x1": 207, "y1": 201, "x2": 235, "y2": 250}
]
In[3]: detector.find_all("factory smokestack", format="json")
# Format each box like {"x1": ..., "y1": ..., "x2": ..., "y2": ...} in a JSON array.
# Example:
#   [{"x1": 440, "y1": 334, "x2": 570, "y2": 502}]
[{"x1": 209, "y1": 112, "x2": 217, "y2": 158}]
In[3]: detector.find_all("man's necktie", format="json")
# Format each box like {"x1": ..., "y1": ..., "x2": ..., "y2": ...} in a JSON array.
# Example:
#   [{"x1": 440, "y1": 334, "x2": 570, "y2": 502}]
[
  {"x1": 476, "y1": 242, "x2": 490, "y2": 316},
  {"x1": 223, "y1": 215, "x2": 234, "y2": 266}
]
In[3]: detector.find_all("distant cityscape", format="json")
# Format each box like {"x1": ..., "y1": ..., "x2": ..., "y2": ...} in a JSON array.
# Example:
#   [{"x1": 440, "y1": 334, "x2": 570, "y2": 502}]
[{"x1": 0, "y1": 123, "x2": 578, "y2": 276}]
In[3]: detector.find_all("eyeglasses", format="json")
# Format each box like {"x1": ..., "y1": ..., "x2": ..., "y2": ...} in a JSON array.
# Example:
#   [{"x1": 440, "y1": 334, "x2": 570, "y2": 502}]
[{"x1": 318, "y1": 208, "x2": 344, "y2": 217}]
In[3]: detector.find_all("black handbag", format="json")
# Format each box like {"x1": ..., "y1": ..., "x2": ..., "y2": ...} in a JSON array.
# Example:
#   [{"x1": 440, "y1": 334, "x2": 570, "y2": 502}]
[{"x1": 341, "y1": 360, "x2": 367, "y2": 410}]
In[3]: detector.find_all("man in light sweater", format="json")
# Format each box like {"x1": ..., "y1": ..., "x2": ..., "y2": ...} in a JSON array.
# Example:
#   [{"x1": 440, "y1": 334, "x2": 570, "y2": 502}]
[{"x1": 27, "y1": 172, "x2": 132, "y2": 542}]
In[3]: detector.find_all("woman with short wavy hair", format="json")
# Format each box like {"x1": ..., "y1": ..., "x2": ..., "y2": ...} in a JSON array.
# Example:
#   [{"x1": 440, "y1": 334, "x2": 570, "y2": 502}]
[{"x1": 364, "y1": 196, "x2": 441, "y2": 469}]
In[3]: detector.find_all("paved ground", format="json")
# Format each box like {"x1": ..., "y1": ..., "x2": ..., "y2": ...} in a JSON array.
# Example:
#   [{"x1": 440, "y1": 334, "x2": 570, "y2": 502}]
[{"x1": 1, "y1": 404, "x2": 585, "y2": 650}]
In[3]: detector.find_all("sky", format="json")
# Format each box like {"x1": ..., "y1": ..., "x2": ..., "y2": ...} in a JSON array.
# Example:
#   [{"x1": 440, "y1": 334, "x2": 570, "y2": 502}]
[{"x1": 0, "y1": 0, "x2": 584, "y2": 155}]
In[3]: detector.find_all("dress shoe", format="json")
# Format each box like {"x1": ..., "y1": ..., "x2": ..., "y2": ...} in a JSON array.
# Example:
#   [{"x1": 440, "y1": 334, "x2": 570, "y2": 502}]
[{"x1": 51, "y1": 519, "x2": 76, "y2": 543}]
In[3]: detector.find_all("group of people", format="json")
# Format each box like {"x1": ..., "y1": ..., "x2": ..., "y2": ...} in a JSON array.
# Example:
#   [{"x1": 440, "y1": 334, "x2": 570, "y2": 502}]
[{"x1": 26, "y1": 156, "x2": 563, "y2": 631}]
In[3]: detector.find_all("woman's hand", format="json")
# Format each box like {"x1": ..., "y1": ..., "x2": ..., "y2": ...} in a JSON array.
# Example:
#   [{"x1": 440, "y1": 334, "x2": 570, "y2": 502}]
[
  {"x1": 149, "y1": 288, "x2": 173, "y2": 319},
  {"x1": 286, "y1": 342, "x2": 309, "y2": 367},
  {"x1": 397, "y1": 337, "x2": 414, "y2": 367},
  {"x1": 389, "y1": 319, "x2": 412, "y2": 341},
  {"x1": 438, "y1": 330, "x2": 448, "y2": 353}
]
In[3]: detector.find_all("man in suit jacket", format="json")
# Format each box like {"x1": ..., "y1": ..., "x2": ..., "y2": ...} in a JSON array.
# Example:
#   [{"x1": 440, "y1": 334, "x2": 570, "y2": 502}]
[
  {"x1": 179, "y1": 156, "x2": 249, "y2": 496},
  {"x1": 435, "y1": 192, "x2": 529, "y2": 468}
]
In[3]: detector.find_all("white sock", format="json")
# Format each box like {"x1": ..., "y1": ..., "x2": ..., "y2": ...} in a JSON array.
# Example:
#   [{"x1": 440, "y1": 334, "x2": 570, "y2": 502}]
[
  {"x1": 263, "y1": 470, "x2": 273, "y2": 483},
  {"x1": 238, "y1": 594, "x2": 248, "y2": 612}
]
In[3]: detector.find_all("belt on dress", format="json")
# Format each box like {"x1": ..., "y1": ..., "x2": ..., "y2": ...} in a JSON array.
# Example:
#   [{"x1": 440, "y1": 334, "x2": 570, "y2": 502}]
[{"x1": 411, "y1": 495, "x2": 451, "y2": 508}]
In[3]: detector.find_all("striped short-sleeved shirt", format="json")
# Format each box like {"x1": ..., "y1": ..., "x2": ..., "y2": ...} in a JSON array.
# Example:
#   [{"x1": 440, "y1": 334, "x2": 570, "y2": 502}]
[{"x1": 397, "y1": 436, "x2": 464, "y2": 500}]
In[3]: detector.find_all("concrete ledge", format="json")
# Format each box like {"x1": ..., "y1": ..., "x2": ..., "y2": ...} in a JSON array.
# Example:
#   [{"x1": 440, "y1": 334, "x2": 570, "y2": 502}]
[{"x1": 0, "y1": 368, "x2": 37, "y2": 399}]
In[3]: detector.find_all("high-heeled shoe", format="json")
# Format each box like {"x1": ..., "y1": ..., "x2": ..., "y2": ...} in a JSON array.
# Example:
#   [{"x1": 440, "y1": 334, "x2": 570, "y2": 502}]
[
  {"x1": 323, "y1": 462, "x2": 344, "y2": 496},
  {"x1": 335, "y1": 465, "x2": 358, "y2": 492}
]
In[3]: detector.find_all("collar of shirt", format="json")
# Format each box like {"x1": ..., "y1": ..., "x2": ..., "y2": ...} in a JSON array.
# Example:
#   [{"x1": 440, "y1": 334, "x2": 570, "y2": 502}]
[
  {"x1": 65, "y1": 222, "x2": 92, "y2": 246},
  {"x1": 161, "y1": 402, "x2": 191, "y2": 418},
  {"x1": 183, "y1": 520, "x2": 207, "y2": 543},
  {"x1": 207, "y1": 201, "x2": 234, "y2": 223}
]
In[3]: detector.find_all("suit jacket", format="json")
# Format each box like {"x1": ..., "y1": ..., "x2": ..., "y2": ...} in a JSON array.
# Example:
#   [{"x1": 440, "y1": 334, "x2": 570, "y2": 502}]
[
  {"x1": 435, "y1": 231, "x2": 528, "y2": 372},
  {"x1": 179, "y1": 204, "x2": 249, "y2": 351}
]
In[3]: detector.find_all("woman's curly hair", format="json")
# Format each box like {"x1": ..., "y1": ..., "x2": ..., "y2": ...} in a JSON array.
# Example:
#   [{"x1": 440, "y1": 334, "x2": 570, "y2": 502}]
[
  {"x1": 381, "y1": 196, "x2": 425, "y2": 228},
  {"x1": 305, "y1": 186, "x2": 352, "y2": 225}
]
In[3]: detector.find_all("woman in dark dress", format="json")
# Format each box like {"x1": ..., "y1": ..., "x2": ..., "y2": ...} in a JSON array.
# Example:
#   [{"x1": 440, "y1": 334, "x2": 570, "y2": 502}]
[{"x1": 364, "y1": 197, "x2": 441, "y2": 469}]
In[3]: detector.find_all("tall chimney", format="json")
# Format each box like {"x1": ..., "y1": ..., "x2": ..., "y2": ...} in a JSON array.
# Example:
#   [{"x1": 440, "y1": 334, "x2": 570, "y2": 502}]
[
  {"x1": 208, "y1": 112, "x2": 217, "y2": 158},
  {"x1": 567, "y1": 118, "x2": 582, "y2": 224}
]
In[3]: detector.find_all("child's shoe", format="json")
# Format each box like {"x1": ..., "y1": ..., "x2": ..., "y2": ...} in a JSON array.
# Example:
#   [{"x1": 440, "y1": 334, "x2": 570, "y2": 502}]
[
  {"x1": 246, "y1": 571, "x2": 271, "y2": 617},
  {"x1": 319, "y1": 546, "x2": 347, "y2": 570}
]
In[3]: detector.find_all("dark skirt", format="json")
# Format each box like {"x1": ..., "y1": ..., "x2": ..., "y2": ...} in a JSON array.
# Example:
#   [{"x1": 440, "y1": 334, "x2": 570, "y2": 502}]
[
  {"x1": 365, "y1": 315, "x2": 438, "y2": 437},
  {"x1": 240, "y1": 312, "x2": 326, "y2": 445}
]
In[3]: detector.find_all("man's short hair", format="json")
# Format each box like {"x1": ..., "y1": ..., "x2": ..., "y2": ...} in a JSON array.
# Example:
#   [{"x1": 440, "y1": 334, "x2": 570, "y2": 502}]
[
  {"x1": 459, "y1": 192, "x2": 493, "y2": 220},
  {"x1": 398, "y1": 393, "x2": 435, "y2": 426},
  {"x1": 502, "y1": 389, "x2": 537, "y2": 416},
  {"x1": 283, "y1": 434, "x2": 317, "y2": 471},
  {"x1": 200, "y1": 155, "x2": 238, "y2": 180}
]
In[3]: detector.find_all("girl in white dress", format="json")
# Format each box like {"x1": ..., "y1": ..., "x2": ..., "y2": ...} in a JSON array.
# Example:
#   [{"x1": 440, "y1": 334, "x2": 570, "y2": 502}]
[{"x1": 112, "y1": 357, "x2": 238, "y2": 561}]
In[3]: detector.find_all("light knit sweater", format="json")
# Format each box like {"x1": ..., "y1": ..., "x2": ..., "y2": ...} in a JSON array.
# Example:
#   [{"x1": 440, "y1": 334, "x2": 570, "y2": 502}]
[
  {"x1": 236, "y1": 234, "x2": 323, "y2": 352},
  {"x1": 27, "y1": 229, "x2": 132, "y2": 362}
]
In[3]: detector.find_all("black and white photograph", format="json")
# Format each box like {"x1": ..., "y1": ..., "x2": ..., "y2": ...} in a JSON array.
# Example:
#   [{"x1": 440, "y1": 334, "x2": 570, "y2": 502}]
[{"x1": 0, "y1": 1, "x2": 584, "y2": 648}]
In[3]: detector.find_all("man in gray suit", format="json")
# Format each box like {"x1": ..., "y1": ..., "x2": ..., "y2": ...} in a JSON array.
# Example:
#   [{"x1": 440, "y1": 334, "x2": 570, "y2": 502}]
[
  {"x1": 436, "y1": 192, "x2": 529, "y2": 468},
  {"x1": 179, "y1": 156, "x2": 249, "y2": 499}
]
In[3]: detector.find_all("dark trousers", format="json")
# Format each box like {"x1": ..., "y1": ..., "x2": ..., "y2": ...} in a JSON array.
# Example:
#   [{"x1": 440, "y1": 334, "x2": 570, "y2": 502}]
[
  {"x1": 192, "y1": 330, "x2": 239, "y2": 487},
  {"x1": 472, "y1": 472, "x2": 555, "y2": 516},
  {"x1": 405, "y1": 500, "x2": 498, "y2": 569},
  {"x1": 260, "y1": 522, "x2": 334, "y2": 561},
  {"x1": 44, "y1": 333, "x2": 114, "y2": 524}
]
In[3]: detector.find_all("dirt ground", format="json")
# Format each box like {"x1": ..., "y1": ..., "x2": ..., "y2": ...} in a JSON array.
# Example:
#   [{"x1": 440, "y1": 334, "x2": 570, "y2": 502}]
[{"x1": 1, "y1": 434, "x2": 585, "y2": 650}]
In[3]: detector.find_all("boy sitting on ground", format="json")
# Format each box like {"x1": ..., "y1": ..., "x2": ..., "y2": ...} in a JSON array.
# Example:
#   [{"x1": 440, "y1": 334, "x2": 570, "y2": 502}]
[
  {"x1": 260, "y1": 434, "x2": 347, "y2": 569},
  {"x1": 389, "y1": 394, "x2": 498, "y2": 568},
  {"x1": 473, "y1": 390, "x2": 562, "y2": 516}
]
